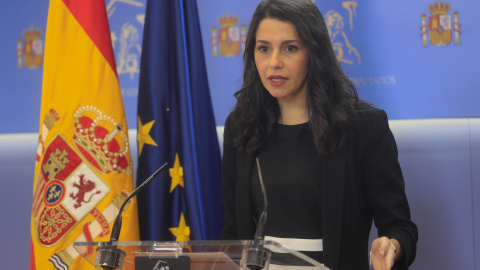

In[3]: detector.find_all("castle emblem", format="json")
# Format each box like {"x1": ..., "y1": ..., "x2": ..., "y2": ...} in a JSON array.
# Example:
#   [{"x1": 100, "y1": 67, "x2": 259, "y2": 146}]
[
  {"x1": 33, "y1": 135, "x2": 110, "y2": 247},
  {"x1": 17, "y1": 25, "x2": 44, "y2": 69},
  {"x1": 73, "y1": 106, "x2": 133, "y2": 175},
  {"x1": 211, "y1": 12, "x2": 246, "y2": 57},
  {"x1": 420, "y1": 0, "x2": 461, "y2": 46}
]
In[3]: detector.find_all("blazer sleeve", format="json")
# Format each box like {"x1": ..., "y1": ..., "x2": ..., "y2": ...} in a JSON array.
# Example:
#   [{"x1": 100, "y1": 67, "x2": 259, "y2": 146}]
[
  {"x1": 360, "y1": 108, "x2": 418, "y2": 268},
  {"x1": 220, "y1": 114, "x2": 239, "y2": 239}
]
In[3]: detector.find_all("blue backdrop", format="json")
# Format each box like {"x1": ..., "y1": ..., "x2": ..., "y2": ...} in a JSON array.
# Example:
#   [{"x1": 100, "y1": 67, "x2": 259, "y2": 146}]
[{"x1": 1, "y1": 0, "x2": 479, "y2": 134}]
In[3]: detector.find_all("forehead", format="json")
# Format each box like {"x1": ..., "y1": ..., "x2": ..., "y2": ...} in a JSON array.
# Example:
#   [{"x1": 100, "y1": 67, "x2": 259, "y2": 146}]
[{"x1": 255, "y1": 18, "x2": 300, "y2": 41}]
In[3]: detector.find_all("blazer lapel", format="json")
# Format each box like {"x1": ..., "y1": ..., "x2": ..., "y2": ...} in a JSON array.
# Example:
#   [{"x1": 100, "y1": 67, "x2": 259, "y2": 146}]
[{"x1": 321, "y1": 146, "x2": 346, "y2": 270}]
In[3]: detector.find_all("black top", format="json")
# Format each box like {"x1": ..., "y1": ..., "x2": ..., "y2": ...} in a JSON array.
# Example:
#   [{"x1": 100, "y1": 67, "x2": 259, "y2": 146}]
[{"x1": 251, "y1": 122, "x2": 324, "y2": 262}]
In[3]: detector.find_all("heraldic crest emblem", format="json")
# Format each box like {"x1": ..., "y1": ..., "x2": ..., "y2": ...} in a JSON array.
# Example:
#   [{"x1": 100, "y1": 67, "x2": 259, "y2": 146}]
[
  {"x1": 33, "y1": 135, "x2": 110, "y2": 247},
  {"x1": 17, "y1": 25, "x2": 44, "y2": 69},
  {"x1": 32, "y1": 106, "x2": 134, "y2": 248},
  {"x1": 211, "y1": 12, "x2": 246, "y2": 57},
  {"x1": 420, "y1": 0, "x2": 461, "y2": 46}
]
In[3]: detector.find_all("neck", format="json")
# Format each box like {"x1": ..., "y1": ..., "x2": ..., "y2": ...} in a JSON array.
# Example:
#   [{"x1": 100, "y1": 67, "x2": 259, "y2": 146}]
[{"x1": 277, "y1": 100, "x2": 309, "y2": 125}]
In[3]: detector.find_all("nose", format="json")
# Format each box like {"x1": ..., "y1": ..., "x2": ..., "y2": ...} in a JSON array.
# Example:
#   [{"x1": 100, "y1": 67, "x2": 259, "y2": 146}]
[{"x1": 269, "y1": 49, "x2": 283, "y2": 69}]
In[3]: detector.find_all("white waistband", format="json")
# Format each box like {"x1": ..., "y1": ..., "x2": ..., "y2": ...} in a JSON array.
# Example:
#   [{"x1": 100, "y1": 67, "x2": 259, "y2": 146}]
[{"x1": 265, "y1": 236, "x2": 323, "y2": 252}]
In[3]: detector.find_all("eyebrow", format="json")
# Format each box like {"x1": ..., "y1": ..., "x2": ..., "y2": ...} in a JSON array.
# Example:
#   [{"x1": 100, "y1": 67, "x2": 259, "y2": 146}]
[{"x1": 255, "y1": 40, "x2": 301, "y2": 45}]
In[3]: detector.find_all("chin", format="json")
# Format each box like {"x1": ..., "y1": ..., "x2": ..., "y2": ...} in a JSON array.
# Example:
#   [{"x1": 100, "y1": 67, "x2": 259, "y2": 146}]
[{"x1": 266, "y1": 91, "x2": 284, "y2": 99}]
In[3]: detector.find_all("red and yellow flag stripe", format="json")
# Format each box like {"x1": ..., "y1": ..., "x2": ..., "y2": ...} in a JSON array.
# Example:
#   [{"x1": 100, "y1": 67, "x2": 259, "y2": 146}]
[{"x1": 31, "y1": 0, "x2": 139, "y2": 269}]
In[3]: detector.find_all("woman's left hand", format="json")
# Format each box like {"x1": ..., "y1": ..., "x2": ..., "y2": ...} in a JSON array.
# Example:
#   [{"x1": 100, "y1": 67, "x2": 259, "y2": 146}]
[{"x1": 370, "y1": 237, "x2": 399, "y2": 270}]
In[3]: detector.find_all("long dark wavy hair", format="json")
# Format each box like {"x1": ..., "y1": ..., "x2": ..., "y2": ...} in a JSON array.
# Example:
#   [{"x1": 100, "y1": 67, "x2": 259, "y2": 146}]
[{"x1": 233, "y1": 0, "x2": 361, "y2": 155}]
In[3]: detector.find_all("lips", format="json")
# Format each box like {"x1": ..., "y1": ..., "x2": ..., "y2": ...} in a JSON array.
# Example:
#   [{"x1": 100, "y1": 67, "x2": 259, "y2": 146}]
[{"x1": 268, "y1": 75, "x2": 287, "y2": 86}]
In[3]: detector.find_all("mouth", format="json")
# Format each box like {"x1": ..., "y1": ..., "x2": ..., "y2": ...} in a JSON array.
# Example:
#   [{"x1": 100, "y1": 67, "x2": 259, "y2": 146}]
[
  {"x1": 268, "y1": 75, "x2": 287, "y2": 82},
  {"x1": 267, "y1": 75, "x2": 288, "y2": 86}
]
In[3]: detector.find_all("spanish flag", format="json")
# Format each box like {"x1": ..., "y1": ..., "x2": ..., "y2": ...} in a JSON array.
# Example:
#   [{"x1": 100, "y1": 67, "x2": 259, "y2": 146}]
[{"x1": 31, "y1": 0, "x2": 139, "y2": 269}]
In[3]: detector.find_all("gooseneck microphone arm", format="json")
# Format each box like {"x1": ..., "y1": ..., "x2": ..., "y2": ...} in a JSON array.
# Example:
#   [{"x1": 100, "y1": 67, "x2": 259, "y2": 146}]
[
  {"x1": 245, "y1": 158, "x2": 270, "y2": 270},
  {"x1": 254, "y1": 157, "x2": 268, "y2": 243},
  {"x1": 110, "y1": 162, "x2": 169, "y2": 242},
  {"x1": 97, "y1": 162, "x2": 169, "y2": 270}
]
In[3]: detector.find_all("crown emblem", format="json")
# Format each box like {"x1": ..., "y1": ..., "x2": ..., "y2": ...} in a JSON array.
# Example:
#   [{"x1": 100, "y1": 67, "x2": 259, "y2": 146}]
[
  {"x1": 73, "y1": 106, "x2": 132, "y2": 175},
  {"x1": 218, "y1": 12, "x2": 238, "y2": 28},
  {"x1": 23, "y1": 25, "x2": 42, "y2": 41},
  {"x1": 428, "y1": 0, "x2": 451, "y2": 16}
]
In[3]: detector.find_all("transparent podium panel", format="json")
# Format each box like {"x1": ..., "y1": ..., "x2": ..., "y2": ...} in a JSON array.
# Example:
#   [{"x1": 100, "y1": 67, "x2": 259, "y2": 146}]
[{"x1": 73, "y1": 240, "x2": 330, "y2": 270}]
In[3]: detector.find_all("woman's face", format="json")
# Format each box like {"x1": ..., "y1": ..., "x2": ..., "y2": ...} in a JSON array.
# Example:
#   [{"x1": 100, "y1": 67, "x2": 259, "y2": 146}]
[{"x1": 254, "y1": 18, "x2": 309, "y2": 104}]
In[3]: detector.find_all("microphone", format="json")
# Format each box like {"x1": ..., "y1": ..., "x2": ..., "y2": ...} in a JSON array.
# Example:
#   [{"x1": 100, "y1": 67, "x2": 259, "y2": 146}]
[
  {"x1": 244, "y1": 158, "x2": 270, "y2": 270},
  {"x1": 254, "y1": 157, "x2": 268, "y2": 244},
  {"x1": 96, "y1": 162, "x2": 169, "y2": 270}
]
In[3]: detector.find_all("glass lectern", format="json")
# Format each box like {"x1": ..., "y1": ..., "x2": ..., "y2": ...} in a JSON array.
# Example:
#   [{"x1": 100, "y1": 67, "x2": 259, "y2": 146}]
[{"x1": 73, "y1": 240, "x2": 330, "y2": 270}]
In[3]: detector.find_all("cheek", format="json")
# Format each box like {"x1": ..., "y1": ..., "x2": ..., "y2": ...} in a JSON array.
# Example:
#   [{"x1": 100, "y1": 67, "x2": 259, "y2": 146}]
[
  {"x1": 254, "y1": 58, "x2": 263, "y2": 72},
  {"x1": 295, "y1": 58, "x2": 309, "y2": 77},
  {"x1": 254, "y1": 54, "x2": 270, "y2": 72}
]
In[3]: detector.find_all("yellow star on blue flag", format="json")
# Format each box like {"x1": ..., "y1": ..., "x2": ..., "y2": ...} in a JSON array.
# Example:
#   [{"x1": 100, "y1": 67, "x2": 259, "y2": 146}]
[
  {"x1": 169, "y1": 213, "x2": 190, "y2": 241},
  {"x1": 169, "y1": 153, "x2": 184, "y2": 193},
  {"x1": 137, "y1": 116, "x2": 157, "y2": 156}
]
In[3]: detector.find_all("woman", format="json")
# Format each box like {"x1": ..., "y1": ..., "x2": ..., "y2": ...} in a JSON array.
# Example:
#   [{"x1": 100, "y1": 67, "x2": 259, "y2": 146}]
[{"x1": 220, "y1": 0, "x2": 418, "y2": 269}]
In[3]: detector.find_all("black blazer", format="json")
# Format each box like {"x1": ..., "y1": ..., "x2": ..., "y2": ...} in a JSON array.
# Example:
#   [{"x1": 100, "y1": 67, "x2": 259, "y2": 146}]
[{"x1": 220, "y1": 105, "x2": 418, "y2": 270}]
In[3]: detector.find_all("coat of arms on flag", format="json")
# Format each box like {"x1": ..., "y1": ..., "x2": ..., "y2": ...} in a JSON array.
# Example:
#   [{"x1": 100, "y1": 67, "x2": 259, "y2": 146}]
[
  {"x1": 33, "y1": 134, "x2": 110, "y2": 246},
  {"x1": 33, "y1": 108, "x2": 136, "y2": 269},
  {"x1": 420, "y1": 0, "x2": 461, "y2": 47}
]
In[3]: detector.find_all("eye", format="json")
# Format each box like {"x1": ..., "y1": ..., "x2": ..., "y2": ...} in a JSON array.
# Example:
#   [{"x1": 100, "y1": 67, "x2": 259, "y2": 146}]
[
  {"x1": 257, "y1": 45, "x2": 269, "y2": 53},
  {"x1": 284, "y1": 45, "x2": 298, "y2": 53}
]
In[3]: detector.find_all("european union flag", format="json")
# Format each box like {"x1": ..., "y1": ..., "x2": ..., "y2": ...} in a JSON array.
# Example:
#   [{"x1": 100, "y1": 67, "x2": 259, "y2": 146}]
[{"x1": 136, "y1": 0, "x2": 224, "y2": 241}]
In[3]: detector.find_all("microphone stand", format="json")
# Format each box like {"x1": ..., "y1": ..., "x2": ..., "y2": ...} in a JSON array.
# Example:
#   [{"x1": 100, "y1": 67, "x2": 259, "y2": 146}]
[
  {"x1": 96, "y1": 163, "x2": 169, "y2": 270},
  {"x1": 244, "y1": 158, "x2": 270, "y2": 270}
]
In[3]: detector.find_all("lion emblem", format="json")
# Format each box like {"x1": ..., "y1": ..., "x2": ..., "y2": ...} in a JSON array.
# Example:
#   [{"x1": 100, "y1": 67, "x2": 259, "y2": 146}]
[{"x1": 69, "y1": 174, "x2": 101, "y2": 209}]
